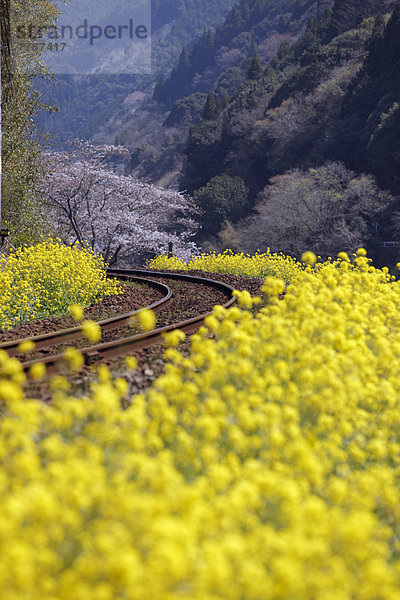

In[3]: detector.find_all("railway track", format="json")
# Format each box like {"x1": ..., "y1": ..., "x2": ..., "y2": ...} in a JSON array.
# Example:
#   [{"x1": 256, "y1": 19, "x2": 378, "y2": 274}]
[{"x1": 1, "y1": 269, "x2": 236, "y2": 376}]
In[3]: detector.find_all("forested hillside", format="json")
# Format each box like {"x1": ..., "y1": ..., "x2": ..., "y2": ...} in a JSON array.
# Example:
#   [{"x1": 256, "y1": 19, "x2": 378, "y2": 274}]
[
  {"x1": 138, "y1": 0, "x2": 399, "y2": 257},
  {"x1": 118, "y1": 0, "x2": 330, "y2": 187},
  {"x1": 38, "y1": 0, "x2": 234, "y2": 145},
  {"x1": 40, "y1": 0, "x2": 400, "y2": 259},
  {"x1": 180, "y1": 0, "x2": 396, "y2": 200}
]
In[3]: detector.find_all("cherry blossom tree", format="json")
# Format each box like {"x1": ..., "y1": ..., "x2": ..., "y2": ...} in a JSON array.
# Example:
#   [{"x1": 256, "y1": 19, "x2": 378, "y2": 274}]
[{"x1": 40, "y1": 141, "x2": 201, "y2": 265}]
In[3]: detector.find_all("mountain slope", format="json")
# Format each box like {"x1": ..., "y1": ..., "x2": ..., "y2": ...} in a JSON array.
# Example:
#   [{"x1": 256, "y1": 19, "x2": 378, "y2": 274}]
[
  {"x1": 38, "y1": 0, "x2": 235, "y2": 146},
  {"x1": 117, "y1": 0, "x2": 330, "y2": 187},
  {"x1": 173, "y1": 0, "x2": 399, "y2": 243}
]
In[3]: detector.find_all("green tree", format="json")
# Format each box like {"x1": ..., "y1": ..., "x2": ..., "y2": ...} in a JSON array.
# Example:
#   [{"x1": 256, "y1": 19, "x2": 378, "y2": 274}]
[
  {"x1": 2, "y1": 0, "x2": 58, "y2": 245},
  {"x1": 175, "y1": 45, "x2": 192, "y2": 92},
  {"x1": 177, "y1": 45, "x2": 191, "y2": 72},
  {"x1": 193, "y1": 175, "x2": 249, "y2": 237},
  {"x1": 202, "y1": 89, "x2": 218, "y2": 120},
  {"x1": 329, "y1": 0, "x2": 382, "y2": 39},
  {"x1": 152, "y1": 74, "x2": 166, "y2": 103},
  {"x1": 248, "y1": 31, "x2": 258, "y2": 59},
  {"x1": 247, "y1": 55, "x2": 263, "y2": 80},
  {"x1": 294, "y1": 16, "x2": 322, "y2": 65}
]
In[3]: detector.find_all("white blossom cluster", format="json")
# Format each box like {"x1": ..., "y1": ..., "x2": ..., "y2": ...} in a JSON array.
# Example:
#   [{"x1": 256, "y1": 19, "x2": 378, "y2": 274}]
[{"x1": 40, "y1": 141, "x2": 201, "y2": 265}]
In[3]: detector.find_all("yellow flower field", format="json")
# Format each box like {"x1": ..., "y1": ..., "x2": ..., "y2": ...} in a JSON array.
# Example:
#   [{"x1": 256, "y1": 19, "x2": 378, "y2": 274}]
[
  {"x1": 0, "y1": 239, "x2": 121, "y2": 329},
  {"x1": 0, "y1": 251, "x2": 399, "y2": 598},
  {"x1": 148, "y1": 249, "x2": 303, "y2": 282}
]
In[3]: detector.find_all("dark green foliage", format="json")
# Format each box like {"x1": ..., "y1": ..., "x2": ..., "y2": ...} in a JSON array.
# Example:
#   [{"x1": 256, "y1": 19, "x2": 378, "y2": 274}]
[
  {"x1": 248, "y1": 31, "x2": 258, "y2": 58},
  {"x1": 191, "y1": 29, "x2": 216, "y2": 73},
  {"x1": 291, "y1": 0, "x2": 317, "y2": 22},
  {"x1": 155, "y1": 0, "x2": 304, "y2": 106},
  {"x1": 180, "y1": 2, "x2": 400, "y2": 227},
  {"x1": 154, "y1": 45, "x2": 193, "y2": 104},
  {"x1": 2, "y1": 0, "x2": 57, "y2": 244},
  {"x1": 150, "y1": 0, "x2": 235, "y2": 41},
  {"x1": 120, "y1": 1, "x2": 307, "y2": 189},
  {"x1": 213, "y1": 92, "x2": 230, "y2": 113},
  {"x1": 175, "y1": 45, "x2": 192, "y2": 91},
  {"x1": 41, "y1": 75, "x2": 138, "y2": 143},
  {"x1": 78, "y1": 0, "x2": 400, "y2": 255},
  {"x1": 203, "y1": 90, "x2": 218, "y2": 120},
  {"x1": 217, "y1": 4, "x2": 244, "y2": 45},
  {"x1": 319, "y1": 8, "x2": 333, "y2": 37},
  {"x1": 270, "y1": 41, "x2": 293, "y2": 70},
  {"x1": 294, "y1": 16, "x2": 322, "y2": 64},
  {"x1": 43, "y1": 0, "x2": 400, "y2": 255},
  {"x1": 163, "y1": 93, "x2": 208, "y2": 128},
  {"x1": 247, "y1": 56, "x2": 264, "y2": 79},
  {"x1": 180, "y1": 121, "x2": 222, "y2": 193},
  {"x1": 139, "y1": 0, "x2": 400, "y2": 252},
  {"x1": 338, "y1": 6, "x2": 400, "y2": 187},
  {"x1": 268, "y1": 62, "x2": 327, "y2": 108},
  {"x1": 246, "y1": 33, "x2": 263, "y2": 81},
  {"x1": 215, "y1": 67, "x2": 245, "y2": 97},
  {"x1": 178, "y1": 46, "x2": 191, "y2": 71},
  {"x1": 193, "y1": 175, "x2": 249, "y2": 236},
  {"x1": 328, "y1": 0, "x2": 383, "y2": 39}
]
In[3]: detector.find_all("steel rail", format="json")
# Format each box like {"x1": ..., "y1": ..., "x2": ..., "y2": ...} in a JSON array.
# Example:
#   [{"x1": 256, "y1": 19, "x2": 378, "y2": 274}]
[
  {"x1": 8, "y1": 269, "x2": 236, "y2": 376},
  {"x1": 0, "y1": 276, "x2": 173, "y2": 357},
  {"x1": 106, "y1": 267, "x2": 237, "y2": 296}
]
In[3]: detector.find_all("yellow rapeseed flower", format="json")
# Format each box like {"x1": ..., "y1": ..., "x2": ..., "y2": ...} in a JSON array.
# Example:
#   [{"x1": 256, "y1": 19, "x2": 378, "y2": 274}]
[
  {"x1": 0, "y1": 238, "x2": 122, "y2": 330},
  {"x1": 29, "y1": 362, "x2": 46, "y2": 380},
  {"x1": 125, "y1": 356, "x2": 138, "y2": 370},
  {"x1": 138, "y1": 309, "x2": 156, "y2": 331},
  {"x1": 49, "y1": 375, "x2": 71, "y2": 392},
  {"x1": 17, "y1": 340, "x2": 36, "y2": 353},
  {"x1": 81, "y1": 320, "x2": 102, "y2": 344},
  {"x1": 261, "y1": 277, "x2": 285, "y2": 297},
  {"x1": 163, "y1": 330, "x2": 186, "y2": 347},
  {"x1": 301, "y1": 251, "x2": 317, "y2": 266},
  {"x1": 69, "y1": 304, "x2": 84, "y2": 321},
  {"x1": 0, "y1": 250, "x2": 400, "y2": 599},
  {"x1": 63, "y1": 347, "x2": 84, "y2": 371}
]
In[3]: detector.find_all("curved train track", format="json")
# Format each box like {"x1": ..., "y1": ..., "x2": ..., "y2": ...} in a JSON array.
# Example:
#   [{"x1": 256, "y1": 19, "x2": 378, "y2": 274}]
[{"x1": 0, "y1": 269, "x2": 237, "y2": 376}]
